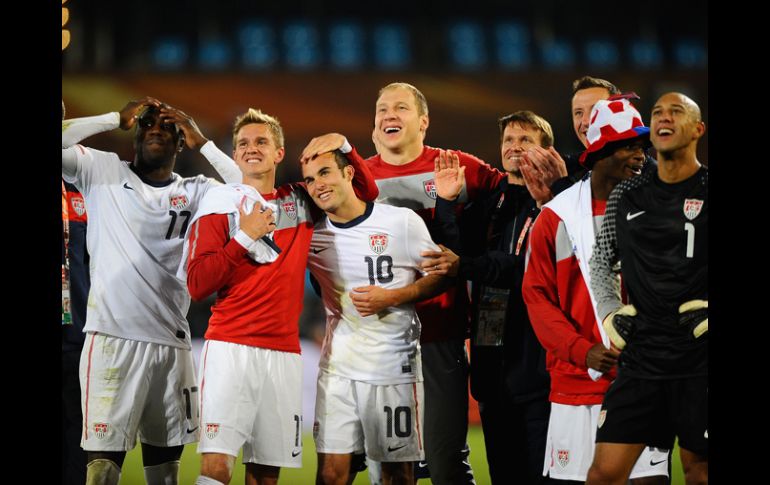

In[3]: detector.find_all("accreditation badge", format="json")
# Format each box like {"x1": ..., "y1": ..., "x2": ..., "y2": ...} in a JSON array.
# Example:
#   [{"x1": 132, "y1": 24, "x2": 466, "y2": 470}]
[{"x1": 473, "y1": 286, "x2": 509, "y2": 346}]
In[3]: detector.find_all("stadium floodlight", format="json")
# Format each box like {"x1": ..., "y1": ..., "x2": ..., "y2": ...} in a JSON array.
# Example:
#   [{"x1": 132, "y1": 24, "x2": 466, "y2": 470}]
[
  {"x1": 372, "y1": 24, "x2": 410, "y2": 70},
  {"x1": 629, "y1": 39, "x2": 663, "y2": 69},
  {"x1": 540, "y1": 39, "x2": 576, "y2": 69},
  {"x1": 239, "y1": 21, "x2": 277, "y2": 70},
  {"x1": 495, "y1": 21, "x2": 531, "y2": 70},
  {"x1": 283, "y1": 20, "x2": 321, "y2": 70},
  {"x1": 584, "y1": 38, "x2": 620, "y2": 69},
  {"x1": 62, "y1": 0, "x2": 70, "y2": 50},
  {"x1": 447, "y1": 21, "x2": 487, "y2": 71},
  {"x1": 329, "y1": 21, "x2": 365, "y2": 70},
  {"x1": 152, "y1": 37, "x2": 189, "y2": 70}
]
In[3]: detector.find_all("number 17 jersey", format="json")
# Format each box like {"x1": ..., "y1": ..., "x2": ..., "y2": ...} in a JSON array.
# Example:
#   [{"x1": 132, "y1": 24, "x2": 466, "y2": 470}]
[
  {"x1": 307, "y1": 202, "x2": 440, "y2": 385},
  {"x1": 63, "y1": 146, "x2": 221, "y2": 349}
]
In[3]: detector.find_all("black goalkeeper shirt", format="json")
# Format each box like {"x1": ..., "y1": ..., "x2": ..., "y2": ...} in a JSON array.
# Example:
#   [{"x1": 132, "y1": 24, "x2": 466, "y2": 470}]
[{"x1": 592, "y1": 166, "x2": 708, "y2": 378}]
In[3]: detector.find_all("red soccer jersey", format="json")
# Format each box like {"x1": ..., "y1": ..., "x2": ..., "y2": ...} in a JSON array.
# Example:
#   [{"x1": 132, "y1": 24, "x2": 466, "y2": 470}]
[
  {"x1": 522, "y1": 198, "x2": 615, "y2": 405},
  {"x1": 360, "y1": 145, "x2": 504, "y2": 342},
  {"x1": 187, "y1": 184, "x2": 315, "y2": 353}
]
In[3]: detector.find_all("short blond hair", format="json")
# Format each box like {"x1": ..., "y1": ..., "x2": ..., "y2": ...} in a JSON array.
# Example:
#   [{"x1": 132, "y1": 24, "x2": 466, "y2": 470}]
[
  {"x1": 378, "y1": 82, "x2": 429, "y2": 116},
  {"x1": 232, "y1": 108, "x2": 284, "y2": 148}
]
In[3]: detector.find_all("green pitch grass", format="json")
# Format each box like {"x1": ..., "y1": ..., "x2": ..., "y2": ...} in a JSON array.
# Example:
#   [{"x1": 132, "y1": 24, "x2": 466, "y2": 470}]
[{"x1": 119, "y1": 426, "x2": 685, "y2": 484}]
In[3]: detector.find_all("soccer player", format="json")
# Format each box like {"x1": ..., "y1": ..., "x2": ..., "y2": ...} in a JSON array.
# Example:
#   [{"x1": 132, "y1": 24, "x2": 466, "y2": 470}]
[
  {"x1": 421, "y1": 111, "x2": 561, "y2": 484},
  {"x1": 62, "y1": 100, "x2": 89, "y2": 485},
  {"x1": 522, "y1": 95, "x2": 668, "y2": 484},
  {"x1": 62, "y1": 98, "x2": 242, "y2": 485},
  {"x1": 586, "y1": 92, "x2": 708, "y2": 485},
  {"x1": 180, "y1": 109, "x2": 379, "y2": 485},
  {"x1": 301, "y1": 82, "x2": 504, "y2": 484},
  {"x1": 302, "y1": 149, "x2": 447, "y2": 485}
]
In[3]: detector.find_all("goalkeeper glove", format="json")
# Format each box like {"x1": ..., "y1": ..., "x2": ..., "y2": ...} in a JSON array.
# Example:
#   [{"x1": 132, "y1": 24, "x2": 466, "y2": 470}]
[
  {"x1": 678, "y1": 299, "x2": 708, "y2": 338},
  {"x1": 602, "y1": 304, "x2": 637, "y2": 350}
]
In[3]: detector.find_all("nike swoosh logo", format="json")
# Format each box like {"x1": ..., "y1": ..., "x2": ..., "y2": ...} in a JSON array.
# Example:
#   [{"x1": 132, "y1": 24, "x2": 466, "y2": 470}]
[
  {"x1": 418, "y1": 461, "x2": 428, "y2": 468},
  {"x1": 387, "y1": 444, "x2": 407, "y2": 452},
  {"x1": 650, "y1": 459, "x2": 666, "y2": 466},
  {"x1": 186, "y1": 426, "x2": 199, "y2": 434},
  {"x1": 123, "y1": 182, "x2": 134, "y2": 190},
  {"x1": 311, "y1": 247, "x2": 329, "y2": 254},
  {"x1": 626, "y1": 211, "x2": 645, "y2": 220},
  {"x1": 291, "y1": 450, "x2": 302, "y2": 457}
]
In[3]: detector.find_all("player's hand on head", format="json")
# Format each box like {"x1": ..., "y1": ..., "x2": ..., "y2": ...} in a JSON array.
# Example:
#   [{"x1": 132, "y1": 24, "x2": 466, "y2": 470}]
[
  {"x1": 678, "y1": 299, "x2": 708, "y2": 339},
  {"x1": 238, "y1": 201, "x2": 276, "y2": 240},
  {"x1": 585, "y1": 343, "x2": 620, "y2": 373},
  {"x1": 159, "y1": 106, "x2": 209, "y2": 150},
  {"x1": 300, "y1": 133, "x2": 346, "y2": 164},
  {"x1": 602, "y1": 304, "x2": 638, "y2": 350},
  {"x1": 119, "y1": 96, "x2": 161, "y2": 130}
]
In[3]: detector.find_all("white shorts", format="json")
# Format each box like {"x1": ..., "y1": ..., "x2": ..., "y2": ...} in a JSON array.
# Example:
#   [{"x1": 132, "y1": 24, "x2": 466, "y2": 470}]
[
  {"x1": 313, "y1": 371, "x2": 424, "y2": 462},
  {"x1": 198, "y1": 340, "x2": 303, "y2": 468},
  {"x1": 543, "y1": 403, "x2": 669, "y2": 481},
  {"x1": 80, "y1": 332, "x2": 198, "y2": 451}
]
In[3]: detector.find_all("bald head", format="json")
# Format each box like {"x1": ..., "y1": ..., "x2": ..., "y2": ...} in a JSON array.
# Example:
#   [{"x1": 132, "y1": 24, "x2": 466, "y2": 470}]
[
  {"x1": 650, "y1": 92, "x2": 705, "y2": 161},
  {"x1": 655, "y1": 92, "x2": 701, "y2": 122}
]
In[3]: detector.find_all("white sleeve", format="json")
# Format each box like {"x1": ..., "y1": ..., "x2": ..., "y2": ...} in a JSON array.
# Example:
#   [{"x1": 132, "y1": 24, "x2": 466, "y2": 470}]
[
  {"x1": 62, "y1": 112, "x2": 119, "y2": 148},
  {"x1": 405, "y1": 211, "x2": 439, "y2": 272},
  {"x1": 199, "y1": 140, "x2": 242, "y2": 184}
]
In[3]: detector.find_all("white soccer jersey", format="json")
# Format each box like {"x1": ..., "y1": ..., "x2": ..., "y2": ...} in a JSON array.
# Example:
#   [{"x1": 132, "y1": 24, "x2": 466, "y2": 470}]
[
  {"x1": 61, "y1": 114, "x2": 240, "y2": 348},
  {"x1": 307, "y1": 203, "x2": 439, "y2": 384}
]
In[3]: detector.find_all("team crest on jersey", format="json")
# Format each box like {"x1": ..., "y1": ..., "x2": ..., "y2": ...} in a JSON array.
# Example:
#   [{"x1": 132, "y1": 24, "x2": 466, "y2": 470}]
[
  {"x1": 70, "y1": 196, "x2": 86, "y2": 216},
  {"x1": 170, "y1": 194, "x2": 190, "y2": 210},
  {"x1": 205, "y1": 423, "x2": 220, "y2": 439},
  {"x1": 369, "y1": 234, "x2": 389, "y2": 254},
  {"x1": 598, "y1": 409, "x2": 607, "y2": 428},
  {"x1": 93, "y1": 422, "x2": 109, "y2": 439},
  {"x1": 282, "y1": 201, "x2": 297, "y2": 220},
  {"x1": 557, "y1": 449, "x2": 570, "y2": 468},
  {"x1": 423, "y1": 179, "x2": 437, "y2": 199},
  {"x1": 683, "y1": 199, "x2": 703, "y2": 220}
]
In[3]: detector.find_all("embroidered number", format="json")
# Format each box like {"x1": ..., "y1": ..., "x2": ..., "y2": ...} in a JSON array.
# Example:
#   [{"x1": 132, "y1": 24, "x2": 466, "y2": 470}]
[
  {"x1": 165, "y1": 210, "x2": 192, "y2": 239},
  {"x1": 684, "y1": 222, "x2": 695, "y2": 258},
  {"x1": 182, "y1": 386, "x2": 199, "y2": 419},
  {"x1": 365, "y1": 256, "x2": 394, "y2": 285},
  {"x1": 384, "y1": 405, "x2": 412, "y2": 438}
]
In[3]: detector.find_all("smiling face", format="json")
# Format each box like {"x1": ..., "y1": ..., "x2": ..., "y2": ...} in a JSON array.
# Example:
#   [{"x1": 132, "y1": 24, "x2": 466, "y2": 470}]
[
  {"x1": 232, "y1": 123, "x2": 285, "y2": 180},
  {"x1": 594, "y1": 139, "x2": 647, "y2": 185},
  {"x1": 572, "y1": 86, "x2": 611, "y2": 148},
  {"x1": 373, "y1": 86, "x2": 429, "y2": 153},
  {"x1": 302, "y1": 151, "x2": 355, "y2": 215},
  {"x1": 133, "y1": 108, "x2": 182, "y2": 168},
  {"x1": 650, "y1": 92, "x2": 705, "y2": 158},
  {"x1": 500, "y1": 122, "x2": 542, "y2": 178}
]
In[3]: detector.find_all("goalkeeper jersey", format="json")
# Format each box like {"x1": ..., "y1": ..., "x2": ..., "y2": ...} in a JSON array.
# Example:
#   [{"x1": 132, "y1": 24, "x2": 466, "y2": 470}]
[{"x1": 590, "y1": 166, "x2": 708, "y2": 378}]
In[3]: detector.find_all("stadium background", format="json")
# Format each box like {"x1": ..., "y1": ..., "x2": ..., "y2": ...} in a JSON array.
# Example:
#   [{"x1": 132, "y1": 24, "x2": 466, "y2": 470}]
[{"x1": 62, "y1": 1, "x2": 706, "y2": 483}]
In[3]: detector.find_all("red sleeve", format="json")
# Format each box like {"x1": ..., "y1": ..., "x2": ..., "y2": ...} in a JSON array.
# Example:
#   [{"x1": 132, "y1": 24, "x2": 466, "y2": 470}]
[
  {"x1": 186, "y1": 213, "x2": 249, "y2": 301},
  {"x1": 346, "y1": 146, "x2": 379, "y2": 201},
  {"x1": 522, "y1": 208, "x2": 594, "y2": 368},
  {"x1": 456, "y1": 151, "x2": 505, "y2": 198}
]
